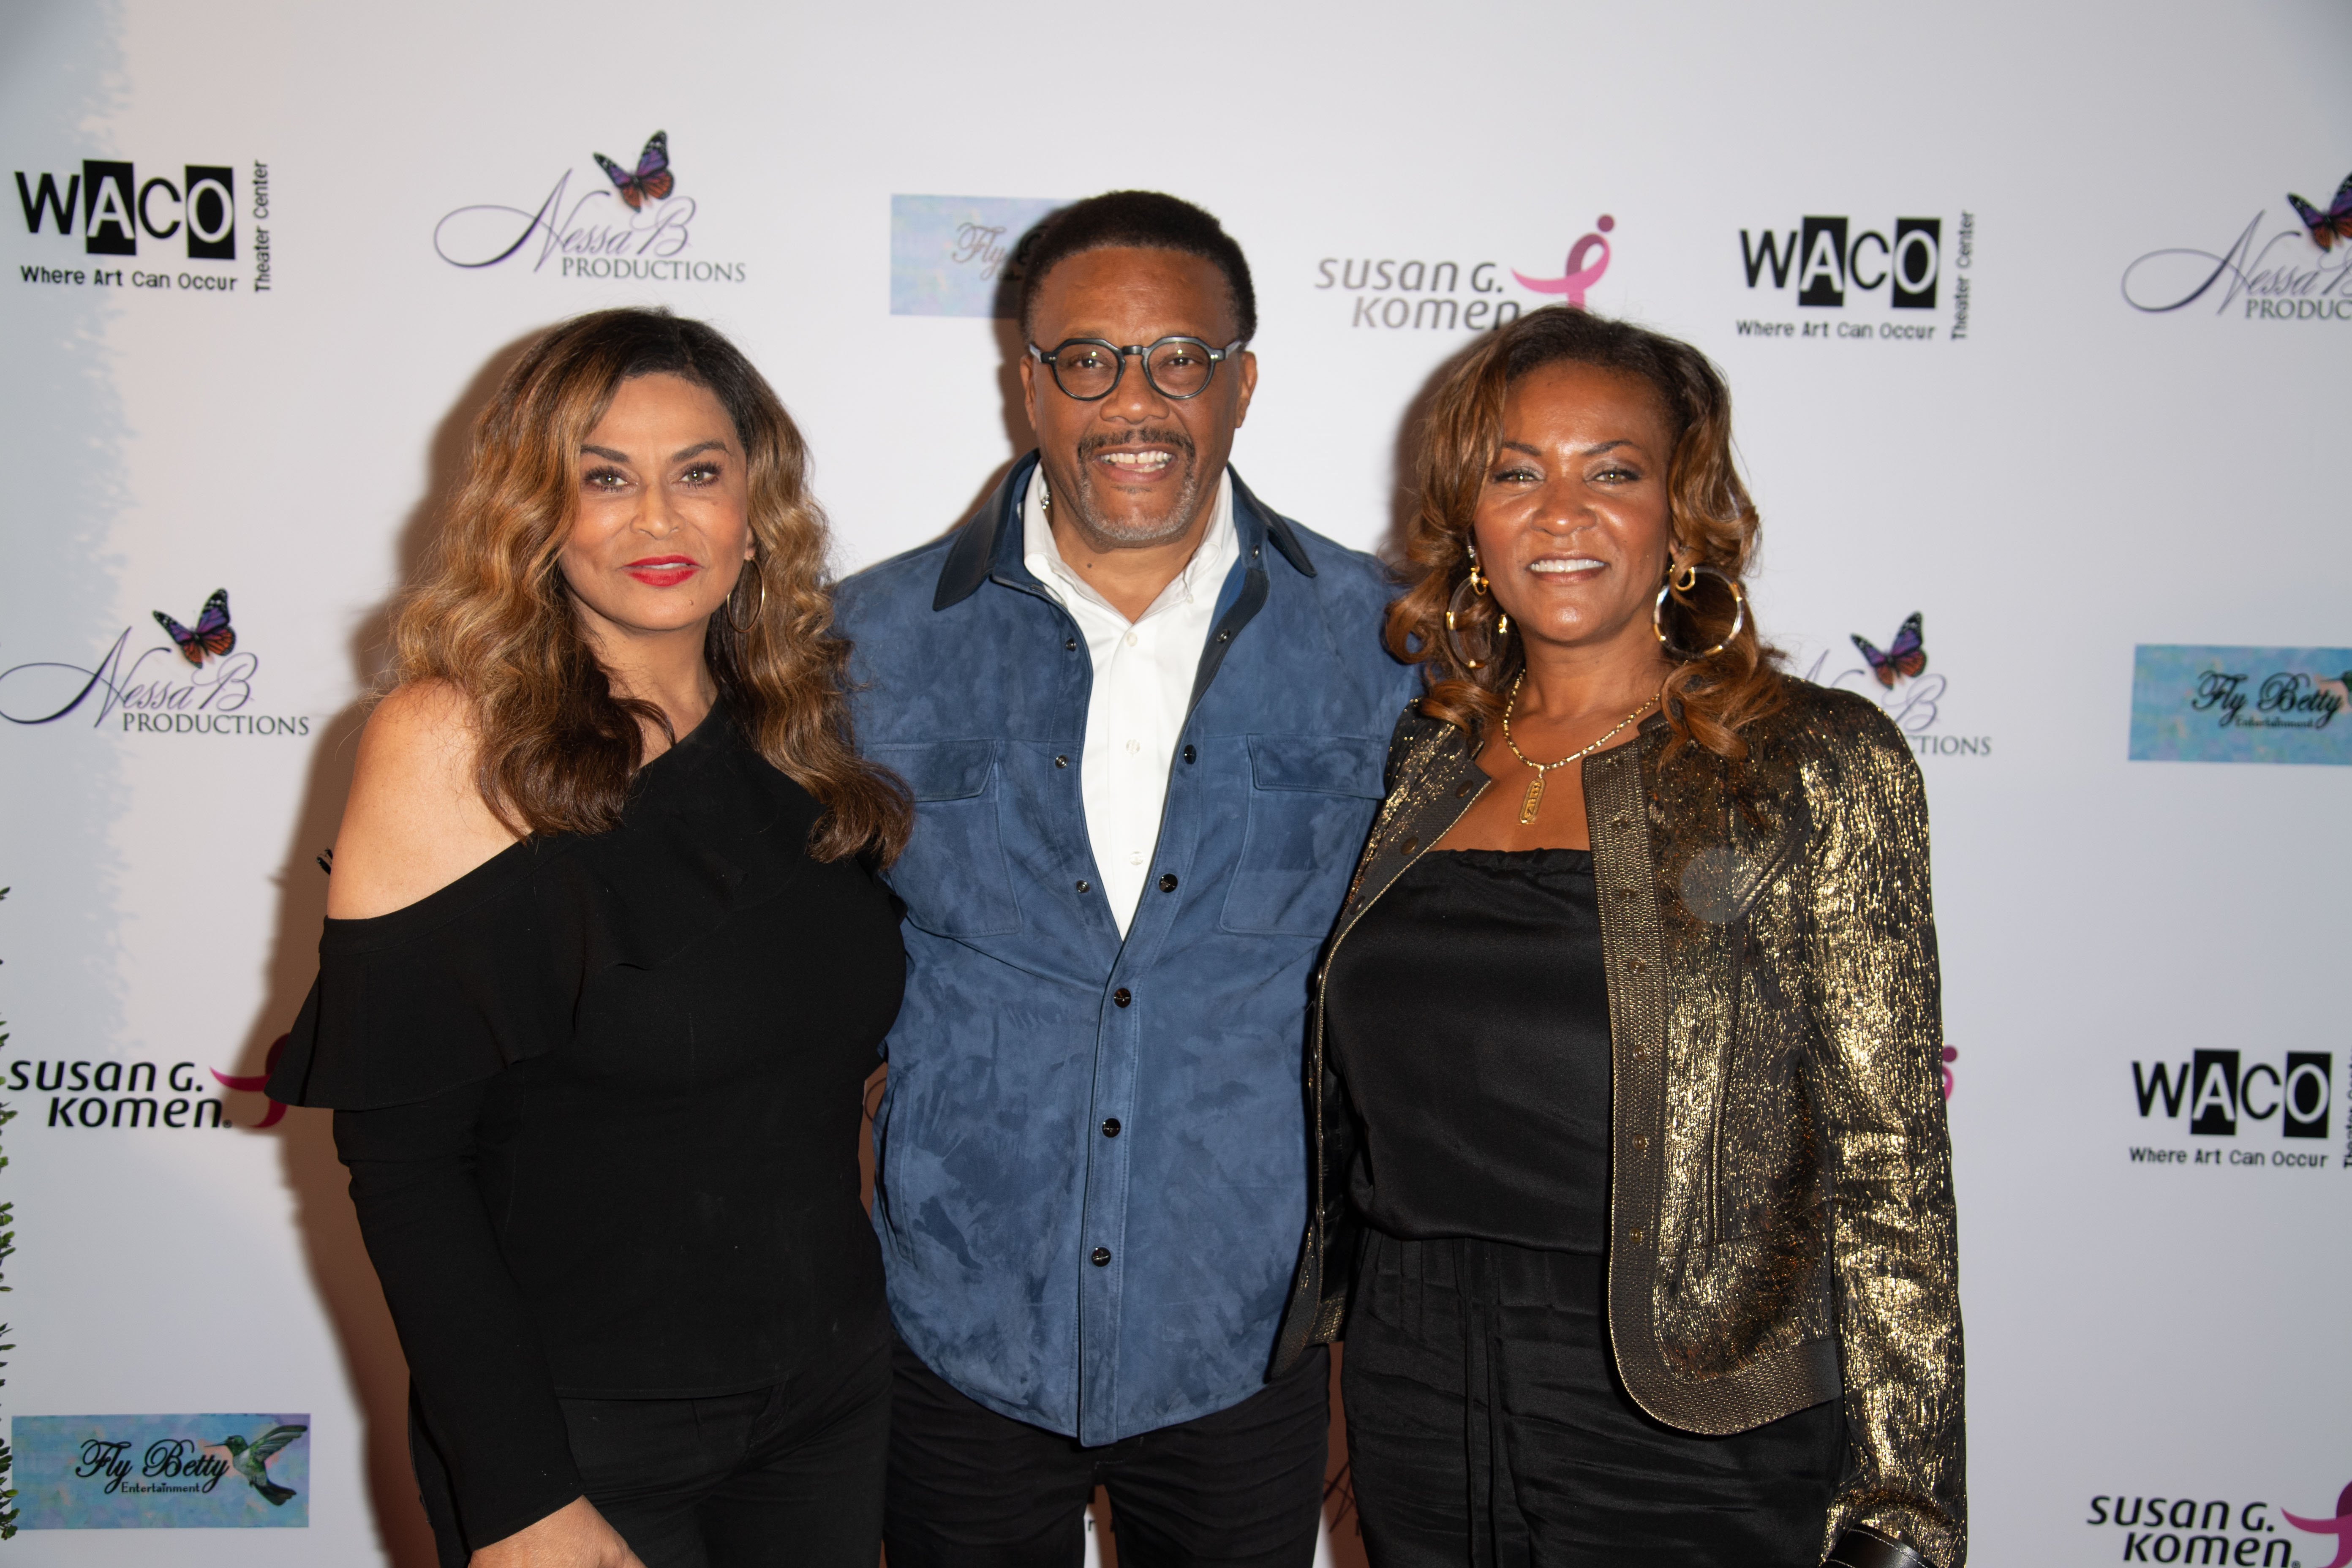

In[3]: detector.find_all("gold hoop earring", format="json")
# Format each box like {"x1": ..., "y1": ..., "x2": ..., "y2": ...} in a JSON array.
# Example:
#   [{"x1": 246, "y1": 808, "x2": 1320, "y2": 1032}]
[
  {"x1": 727, "y1": 557, "x2": 768, "y2": 635},
  {"x1": 1652, "y1": 561, "x2": 1747, "y2": 660},
  {"x1": 1446, "y1": 574, "x2": 1509, "y2": 670}
]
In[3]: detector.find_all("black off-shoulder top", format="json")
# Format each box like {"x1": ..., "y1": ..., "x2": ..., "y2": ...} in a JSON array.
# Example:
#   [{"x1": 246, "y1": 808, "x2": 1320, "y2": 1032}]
[{"x1": 270, "y1": 708, "x2": 906, "y2": 1549}]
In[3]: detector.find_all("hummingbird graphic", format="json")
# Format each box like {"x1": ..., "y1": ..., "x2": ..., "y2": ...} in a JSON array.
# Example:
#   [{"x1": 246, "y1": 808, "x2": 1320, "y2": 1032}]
[{"x1": 215, "y1": 1424, "x2": 307, "y2": 1506}]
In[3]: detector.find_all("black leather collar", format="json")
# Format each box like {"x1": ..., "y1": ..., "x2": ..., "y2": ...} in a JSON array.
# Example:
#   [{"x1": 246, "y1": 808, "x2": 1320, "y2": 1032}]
[{"x1": 930, "y1": 451, "x2": 1315, "y2": 612}]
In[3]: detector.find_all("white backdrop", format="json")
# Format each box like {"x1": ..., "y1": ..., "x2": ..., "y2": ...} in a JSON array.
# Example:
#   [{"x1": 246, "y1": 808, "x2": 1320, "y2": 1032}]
[{"x1": 3, "y1": 0, "x2": 2348, "y2": 1562}]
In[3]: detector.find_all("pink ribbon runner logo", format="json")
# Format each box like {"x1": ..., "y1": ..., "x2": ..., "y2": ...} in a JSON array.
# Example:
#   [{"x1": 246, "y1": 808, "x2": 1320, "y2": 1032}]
[
  {"x1": 212, "y1": 1032, "x2": 289, "y2": 1128},
  {"x1": 1514, "y1": 215, "x2": 1615, "y2": 307},
  {"x1": 2288, "y1": 1482, "x2": 2352, "y2": 1568}
]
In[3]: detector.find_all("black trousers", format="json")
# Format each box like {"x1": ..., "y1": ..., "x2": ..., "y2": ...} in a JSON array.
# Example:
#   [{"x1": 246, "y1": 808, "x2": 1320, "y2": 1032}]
[
  {"x1": 1343, "y1": 1232, "x2": 1846, "y2": 1568},
  {"x1": 884, "y1": 1332, "x2": 1331, "y2": 1568},
  {"x1": 414, "y1": 1340, "x2": 891, "y2": 1568}
]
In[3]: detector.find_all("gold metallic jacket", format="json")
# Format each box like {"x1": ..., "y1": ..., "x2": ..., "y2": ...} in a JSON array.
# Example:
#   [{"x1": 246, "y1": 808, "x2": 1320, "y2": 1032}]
[{"x1": 1272, "y1": 681, "x2": 1965, "y2": 1568}]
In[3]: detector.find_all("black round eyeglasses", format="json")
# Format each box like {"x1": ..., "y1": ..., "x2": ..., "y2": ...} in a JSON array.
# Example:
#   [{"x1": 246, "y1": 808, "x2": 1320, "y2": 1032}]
[{"x1": 1027, "y1": 336, "x2": 1247, "y2": 402}]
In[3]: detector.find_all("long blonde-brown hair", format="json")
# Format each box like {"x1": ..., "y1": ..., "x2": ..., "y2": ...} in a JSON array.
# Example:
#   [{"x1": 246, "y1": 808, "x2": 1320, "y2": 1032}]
[
  {"x1": 1386, "y1": 306, "x2": 1785, "y2": 761},
  {"x1": 390, "y1": 308, "x2": 910, "y2": 863}
]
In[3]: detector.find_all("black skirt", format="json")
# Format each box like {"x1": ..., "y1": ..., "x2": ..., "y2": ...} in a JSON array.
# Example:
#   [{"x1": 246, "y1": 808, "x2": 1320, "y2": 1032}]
[{"x1": 1342, "y1": 1230, "x2": 1846, "y2": 1568}]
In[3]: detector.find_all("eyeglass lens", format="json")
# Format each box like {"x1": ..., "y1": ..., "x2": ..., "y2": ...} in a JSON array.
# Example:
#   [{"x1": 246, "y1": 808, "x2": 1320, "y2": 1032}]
[{"x1": 1048, "y1": 339, "x2": 1220, "y2": 400}]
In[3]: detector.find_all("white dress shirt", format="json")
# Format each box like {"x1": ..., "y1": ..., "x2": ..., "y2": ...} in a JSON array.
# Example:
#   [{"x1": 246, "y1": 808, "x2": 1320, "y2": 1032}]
[{"x1": 1022, "y1": 466, "x2": 1239, "y2": 937}]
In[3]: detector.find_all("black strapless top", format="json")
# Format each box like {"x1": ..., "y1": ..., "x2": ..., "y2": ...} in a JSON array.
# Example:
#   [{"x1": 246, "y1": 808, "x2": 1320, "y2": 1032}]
[
  {"x1": 271, "y1": 707, "x2": 906, "y2": 1546},
  {"x1": 1323, "y1": 847, "x2": 1612, "y2": 1253}
]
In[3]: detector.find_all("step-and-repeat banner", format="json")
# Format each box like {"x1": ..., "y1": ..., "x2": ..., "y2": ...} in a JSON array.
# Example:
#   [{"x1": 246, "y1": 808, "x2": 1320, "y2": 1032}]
[{"x1": 3, "y1": 1, "x2": 2346, "y2": 1563}]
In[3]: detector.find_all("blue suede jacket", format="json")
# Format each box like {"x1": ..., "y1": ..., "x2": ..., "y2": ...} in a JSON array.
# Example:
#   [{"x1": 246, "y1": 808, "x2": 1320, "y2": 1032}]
[{"x1": 834, "y1": 453, "x2": 1416, "y2": 1443}]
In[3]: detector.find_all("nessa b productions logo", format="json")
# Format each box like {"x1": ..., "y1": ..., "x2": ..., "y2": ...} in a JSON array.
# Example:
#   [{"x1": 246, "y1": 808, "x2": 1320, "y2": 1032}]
[
  {"x1": 2122, "y1": 168, "x2": 2352, "y2": 322},
  {"x1": 2087, "y1": 1481, "x2": 2352, "y2": 1565},
  {"x1": 15, "y1": 1415, "x2": 308, "y2": 1529},
  {"x1": 1797, "y1": 611, "x2": 1991, "y2": 760},
  {"x1": 0, "y1": 587, "x2": 312, "y2": 738},
  {"x1": 2127, "y1": 645, "x2": 2351, "y2": 766},
  {"x1": 1734, "y1": 211, "x2": 1974, "y2": 344},
  {"x1": 13, "y1": 156, "x2": 270, "y2": 295},
  {"x1": 1312, "y1": 213, "x2": 1620, "y2": 335},
  {"x1": 2126, "y1": 1049, "x2": 2338, "y2": 1172},
  {"x1": 434, "y1": 128, "x2": 744, "y2": 284}
]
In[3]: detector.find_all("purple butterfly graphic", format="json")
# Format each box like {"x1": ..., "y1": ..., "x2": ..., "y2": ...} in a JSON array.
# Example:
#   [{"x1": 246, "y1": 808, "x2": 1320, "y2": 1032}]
[
  {"x1": 593, "y1": 130, "x2": 674, "y2": 211},
  {"x1": 2287, "y1": 172, "x2": 2352, "y2": 251},
  {"x1": 153, "y1": 588, "x2": 235, "y2": 667},
  {"x1": 1851, "y1": 612, "x2": 1926, "y2": 689}
]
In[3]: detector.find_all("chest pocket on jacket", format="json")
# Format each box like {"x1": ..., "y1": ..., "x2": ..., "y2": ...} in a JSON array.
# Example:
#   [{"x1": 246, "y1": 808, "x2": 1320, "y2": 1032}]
[
  {"x1": 1219, "y1": 733, "x2": 1388, "y2": 938},
  {"x1": 871, "y1": 740, "x2": 1021, "y2": 939}
]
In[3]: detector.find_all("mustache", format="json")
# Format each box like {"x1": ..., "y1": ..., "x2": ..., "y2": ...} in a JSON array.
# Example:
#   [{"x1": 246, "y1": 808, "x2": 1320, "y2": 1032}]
[{"x1": 1075, "y1": 428, "x2": 1197, "y2": 461}]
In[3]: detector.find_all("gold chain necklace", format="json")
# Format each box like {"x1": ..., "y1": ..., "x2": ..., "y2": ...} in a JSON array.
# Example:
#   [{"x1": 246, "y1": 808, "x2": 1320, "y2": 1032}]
[{"x1": 1500, "y1": 672, "x2": 1660, "y2": 825}]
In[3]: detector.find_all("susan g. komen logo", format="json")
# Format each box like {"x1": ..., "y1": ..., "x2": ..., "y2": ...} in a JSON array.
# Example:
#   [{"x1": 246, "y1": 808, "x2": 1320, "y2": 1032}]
[
  {"x1": 2121, "y1": 166, "x2": 2352, "y2": 321},
  {"x1": 2087, "y1": 1487, "x2": 2351, "y2": 1565},
  {"x1": 1799, "y1": 610, "x2": 1990, "y2": 759},
  {"x1": 432, "y1": 128, "x2": 745, "y2": 283},
  {"x1": 2289, "y1": 1481, "x2": 2352, "y2": 1568},
  {"x1": 1313, "y1": 212, "x2": 1618, "y2": 336},
  {"x1": 1514, "y1": 214, "x2": 1615, "y2": 308},
  {"x1": 0, "y1": 588, "x2": 310, "y2": 737}
]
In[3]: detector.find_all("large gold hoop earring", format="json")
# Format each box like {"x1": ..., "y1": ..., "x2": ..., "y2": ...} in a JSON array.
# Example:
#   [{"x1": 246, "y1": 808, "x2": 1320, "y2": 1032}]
[
  {"x1": 1446, "y1": 574, "x2": 1509, "y2": 670},
  {"x1": 1652, "y1": 561, "x2": 1747, "y2": 660},
  {"x1": 726, "y1": 556, "x2": 768, "y2": 636}
]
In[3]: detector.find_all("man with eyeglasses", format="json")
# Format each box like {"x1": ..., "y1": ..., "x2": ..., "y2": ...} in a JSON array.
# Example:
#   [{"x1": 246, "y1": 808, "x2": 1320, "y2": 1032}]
[{"x1": 835, "y1": 191, "x2": 1416, "y2": 1565}]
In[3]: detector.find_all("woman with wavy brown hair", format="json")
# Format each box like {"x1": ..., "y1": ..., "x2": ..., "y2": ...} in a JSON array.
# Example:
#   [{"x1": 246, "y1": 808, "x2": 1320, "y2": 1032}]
[
  {"x1": 270, "y1": 309, "x2": 912, "y2": 1568},
  {"x1": 1272, "y1": 306, "x2": 1963, "y2": 1567}
]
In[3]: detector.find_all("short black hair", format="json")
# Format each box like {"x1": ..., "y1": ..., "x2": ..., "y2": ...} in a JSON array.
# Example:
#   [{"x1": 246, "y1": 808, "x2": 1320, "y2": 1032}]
[{"x1": 1015, "y1": 191, "x2": 1256, "y2": 345}]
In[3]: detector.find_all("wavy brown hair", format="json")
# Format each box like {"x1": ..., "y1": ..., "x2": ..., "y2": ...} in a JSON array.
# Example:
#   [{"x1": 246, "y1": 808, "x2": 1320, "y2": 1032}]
[
  {"x1": 1386, "y1": 305, "x2": 1786, "y2": 762},
  {"x1": 389, "y1": 308, "x2": 910, "y2": 863}
]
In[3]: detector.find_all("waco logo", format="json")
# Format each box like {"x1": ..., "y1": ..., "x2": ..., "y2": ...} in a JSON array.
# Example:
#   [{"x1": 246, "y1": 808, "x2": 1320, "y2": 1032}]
[
  {"x1": 1741, "y1": 216, "x2": 1941, "y2": 308},
  {"x1": 14, "y1": 161, "x2": 236, "y2": 258},
  {"x1": 2132, "y1": 1050, "x2": 2331, "y2": 1139}
]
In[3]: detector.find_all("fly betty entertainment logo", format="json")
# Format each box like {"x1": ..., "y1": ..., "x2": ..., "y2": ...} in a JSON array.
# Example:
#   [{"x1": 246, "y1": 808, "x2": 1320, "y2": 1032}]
[
  {"x1": 14, "y1": 1415, "x2": 308, "y2": 1530},
  {"x1": 1734, "y1": 210, "x2": 1974, "y2": 344},
  {"x1": 2127, "y1": 646, "x2": 2350, "y2": 768},
  {"x1": 12, "y1": 155, "x2": 272, "y2": 296},
  {"x1": 434, "y1": 128, "x2": 745, "y2": 284},
  {"x1": 0, "y1": 588, "x2": 311, "y2": 739},
  {"x1": 2121, "y1": 166, "x2": 2352, "y2": 321}
]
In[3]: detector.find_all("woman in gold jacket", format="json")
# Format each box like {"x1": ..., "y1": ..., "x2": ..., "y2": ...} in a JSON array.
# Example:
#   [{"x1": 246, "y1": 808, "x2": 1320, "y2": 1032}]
[{"x1": 1272, "y1": 307, "x2": 1963, "y2": 1567}]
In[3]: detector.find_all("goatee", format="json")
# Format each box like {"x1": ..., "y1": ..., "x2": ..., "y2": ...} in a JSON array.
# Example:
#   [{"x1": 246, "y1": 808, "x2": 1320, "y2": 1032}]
[{"x1": 1058, "y1": 429, "x2": 1204, "y2": 548}]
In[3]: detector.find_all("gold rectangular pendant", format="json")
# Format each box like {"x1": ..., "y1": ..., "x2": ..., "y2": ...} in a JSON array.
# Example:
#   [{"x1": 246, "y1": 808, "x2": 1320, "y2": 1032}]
[{"x1": 1519, "y1": 772, "x2": 1545, "y2": 825}]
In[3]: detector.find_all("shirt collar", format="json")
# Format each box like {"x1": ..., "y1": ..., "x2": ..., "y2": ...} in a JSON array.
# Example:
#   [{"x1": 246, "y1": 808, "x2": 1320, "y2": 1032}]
[{"x1": 1020, "y1": 466, "x2": 1239, "y2": 624}]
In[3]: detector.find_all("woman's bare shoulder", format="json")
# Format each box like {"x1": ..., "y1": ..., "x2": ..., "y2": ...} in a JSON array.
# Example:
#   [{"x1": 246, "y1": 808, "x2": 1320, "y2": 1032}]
[{"x1": 327, "y1": 681, "x2": 522, "y2": 920}]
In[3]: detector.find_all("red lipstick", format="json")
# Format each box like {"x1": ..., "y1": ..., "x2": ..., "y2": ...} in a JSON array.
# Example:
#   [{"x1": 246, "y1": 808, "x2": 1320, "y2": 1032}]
[{"x1": 625, "y1": 555, "x2": 698, "y2": 588}]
